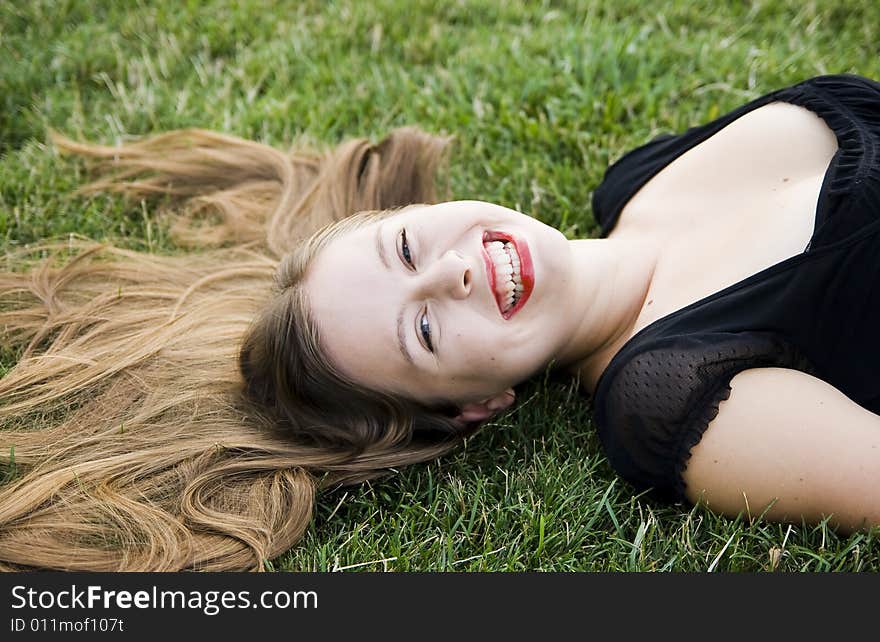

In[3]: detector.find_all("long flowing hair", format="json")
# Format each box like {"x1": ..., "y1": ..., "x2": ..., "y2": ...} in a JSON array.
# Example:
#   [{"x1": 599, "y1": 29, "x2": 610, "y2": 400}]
[{"x1": 0, "y1": 126, "x2": 458, "y2": 571}]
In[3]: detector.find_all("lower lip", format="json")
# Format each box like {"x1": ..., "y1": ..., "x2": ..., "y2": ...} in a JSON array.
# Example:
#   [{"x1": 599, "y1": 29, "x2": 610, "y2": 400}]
[{"x1": 482, "y1": 230, "x2": 535, "y2": 319}]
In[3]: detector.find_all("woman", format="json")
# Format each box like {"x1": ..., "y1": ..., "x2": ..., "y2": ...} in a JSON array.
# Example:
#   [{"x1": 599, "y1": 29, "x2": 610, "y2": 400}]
[{"x1": 1, "y1": 74, "x2": 878, "y2": 571}]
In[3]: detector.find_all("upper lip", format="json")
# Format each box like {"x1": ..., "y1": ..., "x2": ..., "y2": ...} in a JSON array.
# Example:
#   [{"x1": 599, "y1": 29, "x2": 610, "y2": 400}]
[{"x1": 480, "y1": 235, "x2": 498, "y2": 314}]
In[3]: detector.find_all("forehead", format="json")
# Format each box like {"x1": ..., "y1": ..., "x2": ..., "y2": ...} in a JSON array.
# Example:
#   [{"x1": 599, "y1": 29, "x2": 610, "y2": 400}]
[{"x1": 303, "y1": 218, "x2": 416, "y2": 394}]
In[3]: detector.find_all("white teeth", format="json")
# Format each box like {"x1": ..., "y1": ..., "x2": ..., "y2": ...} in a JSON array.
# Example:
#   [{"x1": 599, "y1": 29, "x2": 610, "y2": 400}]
[{"x1": 485, "y1": 239, "x2": 526, "y2": 312}]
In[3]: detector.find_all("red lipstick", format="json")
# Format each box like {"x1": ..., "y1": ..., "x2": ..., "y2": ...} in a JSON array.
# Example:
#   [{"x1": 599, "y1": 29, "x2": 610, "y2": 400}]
[{"x1": 481, "y1": 230, "x2": 535, "y2": 319}]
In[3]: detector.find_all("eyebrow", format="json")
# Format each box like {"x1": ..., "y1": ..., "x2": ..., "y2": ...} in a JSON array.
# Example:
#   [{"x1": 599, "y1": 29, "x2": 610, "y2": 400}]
[
  {"x1": 376, "y1": 222, "x2": 390, "y2": 270},
  {"x1": 377, "y1": 223, "x2": 415, "y2": 367},
  {"x1": 397, "y1": 310, "x2": 415, "y2": 368}
]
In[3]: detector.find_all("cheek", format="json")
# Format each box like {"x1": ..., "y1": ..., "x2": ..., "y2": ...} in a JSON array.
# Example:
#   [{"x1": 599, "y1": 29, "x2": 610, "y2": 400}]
[
  {"x1": 442, "y1": 336, "x2": 495, "y2": 383},
  {"x1": 454, "y1": 336, "x2": 515, "y2": 381}
]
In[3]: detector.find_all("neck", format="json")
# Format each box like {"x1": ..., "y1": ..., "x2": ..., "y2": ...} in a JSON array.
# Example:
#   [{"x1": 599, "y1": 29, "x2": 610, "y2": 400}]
[{"x1": 553, "y1": 236, "x2": 660, "y2": 395}]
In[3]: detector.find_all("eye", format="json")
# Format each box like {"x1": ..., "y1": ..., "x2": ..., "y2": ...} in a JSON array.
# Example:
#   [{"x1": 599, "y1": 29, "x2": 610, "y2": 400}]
[
  {"x1": 399, "y1": 228, "x2": 414, "y2": 269},
  {"x1": 419, "y1": 308, "x2": 434, "y2": 353}
]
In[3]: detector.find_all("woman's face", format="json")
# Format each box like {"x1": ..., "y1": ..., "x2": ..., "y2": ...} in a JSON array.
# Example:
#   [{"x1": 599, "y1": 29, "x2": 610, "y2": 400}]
[{"x1": 303, "y1": 200, "x2": 578, "y2": 410}]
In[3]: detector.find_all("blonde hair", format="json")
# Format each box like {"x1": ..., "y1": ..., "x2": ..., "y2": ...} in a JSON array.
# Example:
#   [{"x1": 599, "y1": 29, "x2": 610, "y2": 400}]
[{"x1": 0, "y1": 126, "x2": 460, "y2": 571}]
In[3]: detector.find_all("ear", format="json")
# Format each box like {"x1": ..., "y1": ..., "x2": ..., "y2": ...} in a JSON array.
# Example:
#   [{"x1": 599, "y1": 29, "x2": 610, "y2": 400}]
[{"x1": 452, "y1": 388, "x2": 516, "y2": 426}]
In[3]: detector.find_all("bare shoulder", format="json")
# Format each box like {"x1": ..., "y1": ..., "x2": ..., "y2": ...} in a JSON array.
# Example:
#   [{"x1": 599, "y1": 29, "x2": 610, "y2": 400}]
[
  {"x1": 629, "y1": 100, "x2": 839, "y2": 211},
  {"x1": 717, "y1": 101, "x2": 839, "y2": 163},
  {"x1": 686, "y1": 101, "x2": 838, "y2": 186},
  {"x1": 682, "y1": 367, "x2": 880, "y2": 532}
]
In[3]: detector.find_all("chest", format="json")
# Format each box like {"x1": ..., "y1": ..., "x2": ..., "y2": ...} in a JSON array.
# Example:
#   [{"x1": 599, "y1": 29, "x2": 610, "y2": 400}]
[{"x1": 608, "y1": 102, "x2": 839, "y2": 335}]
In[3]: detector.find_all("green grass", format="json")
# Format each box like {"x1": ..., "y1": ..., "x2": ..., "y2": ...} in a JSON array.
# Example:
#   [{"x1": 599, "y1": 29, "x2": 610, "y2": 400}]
[{"x1": 2, "y1": 0, "x2": 879, "y2": 572}]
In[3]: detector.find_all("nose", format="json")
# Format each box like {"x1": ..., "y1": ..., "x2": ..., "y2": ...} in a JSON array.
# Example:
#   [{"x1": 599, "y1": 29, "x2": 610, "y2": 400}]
[{"x1": 413, "y1": 250, "x2": 472, "y2": 300}]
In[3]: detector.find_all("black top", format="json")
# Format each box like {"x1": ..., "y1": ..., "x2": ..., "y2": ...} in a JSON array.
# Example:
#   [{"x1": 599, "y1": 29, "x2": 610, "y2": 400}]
[{"x1": 590, "y1": 74, "x2": 880, "y2": 503}]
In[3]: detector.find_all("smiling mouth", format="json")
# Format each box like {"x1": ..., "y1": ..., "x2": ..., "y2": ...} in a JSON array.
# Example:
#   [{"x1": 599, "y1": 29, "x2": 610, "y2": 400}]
[{"x1": 481, "y1": 231, "x2": 535, "y2": 319}]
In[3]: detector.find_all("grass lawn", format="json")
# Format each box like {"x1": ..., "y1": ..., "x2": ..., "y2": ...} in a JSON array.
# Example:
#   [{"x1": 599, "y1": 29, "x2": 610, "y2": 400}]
[{"x1": 2, "y1": 0, "x2": 879, "y2": 571}]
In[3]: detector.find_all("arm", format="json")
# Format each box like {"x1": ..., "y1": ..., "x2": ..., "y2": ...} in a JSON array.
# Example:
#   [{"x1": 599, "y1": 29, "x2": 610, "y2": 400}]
[{"x1": 682, "y1": 367, "x2": 880, "y2": 533}]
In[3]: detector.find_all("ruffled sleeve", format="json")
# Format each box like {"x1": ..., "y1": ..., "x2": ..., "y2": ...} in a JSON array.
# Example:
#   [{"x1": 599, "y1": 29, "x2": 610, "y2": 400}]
[{"x1": 592, "y1": 331, "x2": 818, "y2": 503}]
